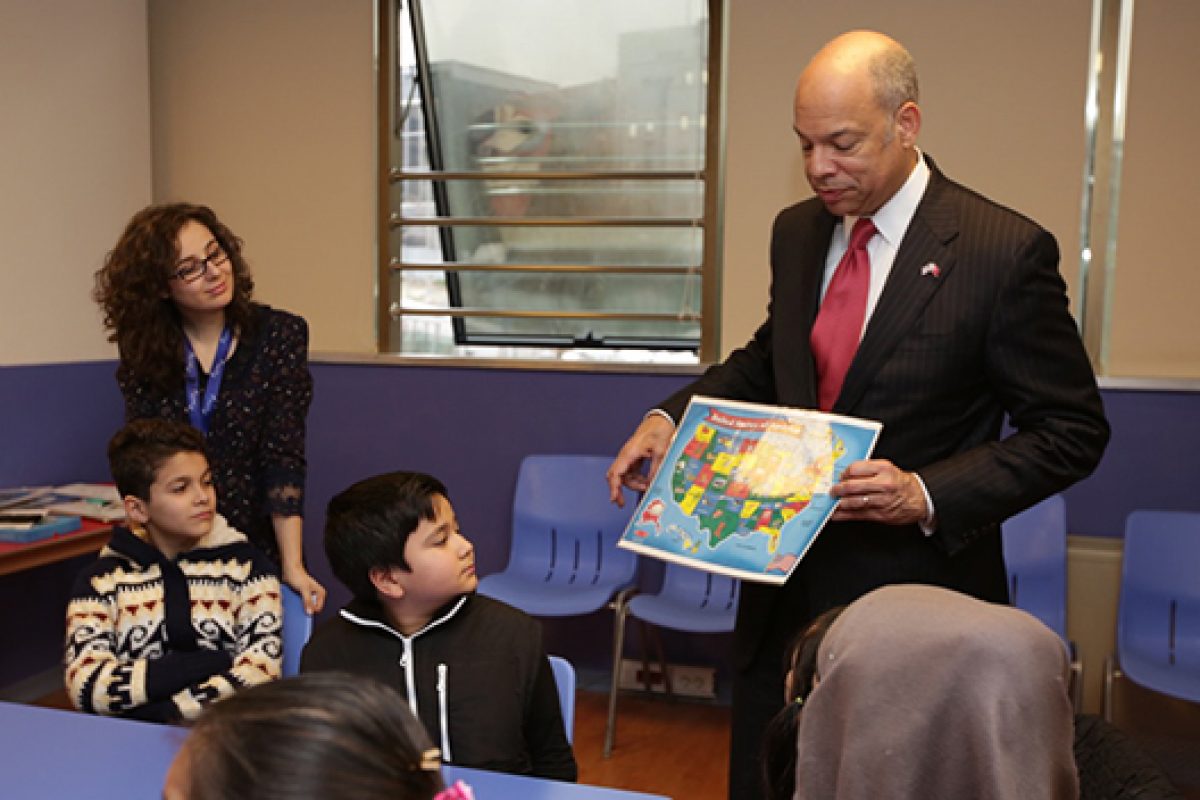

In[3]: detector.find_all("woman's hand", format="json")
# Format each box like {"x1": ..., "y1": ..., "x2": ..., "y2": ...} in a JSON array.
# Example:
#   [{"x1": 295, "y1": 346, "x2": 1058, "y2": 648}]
[{"x1": 282, "y1": 563, "x2": 327, "y2": 615}]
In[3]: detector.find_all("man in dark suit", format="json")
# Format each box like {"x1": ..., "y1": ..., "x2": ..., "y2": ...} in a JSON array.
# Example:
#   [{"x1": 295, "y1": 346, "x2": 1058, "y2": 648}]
[{"x1": 607, "y1": 30, "x2": 1109, "y2": 799}]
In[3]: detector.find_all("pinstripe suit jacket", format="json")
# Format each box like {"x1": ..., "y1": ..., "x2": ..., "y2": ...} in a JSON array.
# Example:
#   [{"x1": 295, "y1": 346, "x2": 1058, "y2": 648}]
[{"x1": 659, "y1": 158, "x2": 1109, "y2": 665}]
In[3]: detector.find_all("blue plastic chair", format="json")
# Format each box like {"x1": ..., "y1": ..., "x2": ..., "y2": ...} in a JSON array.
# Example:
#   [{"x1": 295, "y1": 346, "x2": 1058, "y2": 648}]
[
  {"x1": 280, "y1": 584, "x2": 313, "y2": 677},
  {"x1": 1001, "y1": 494, "x2": 1081, "y2": 708},
  {"x1": 1104, "y1": 510, "x2": 1200, "y2": 720},
  {"x1": 603, "y1": 563, "x2": 739, "y2": 756},
  {"x1": 478, "y1": 455, "x2": 638, "y2": 617},
  {"x1": 1002, "y1": 494, "x2": 1069, "y2": 641},
  {"x1": 548, "y1": 655, "x2": 576, "y2": 744}
]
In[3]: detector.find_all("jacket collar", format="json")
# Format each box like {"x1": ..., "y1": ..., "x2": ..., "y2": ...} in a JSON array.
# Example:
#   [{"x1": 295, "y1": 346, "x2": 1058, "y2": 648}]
[
  {"x1": 340, "y1": 594, "x2": 470, "y2": 641},
  {"x1": 834, "y1": 155, "x2": 959, "y2": 413}
]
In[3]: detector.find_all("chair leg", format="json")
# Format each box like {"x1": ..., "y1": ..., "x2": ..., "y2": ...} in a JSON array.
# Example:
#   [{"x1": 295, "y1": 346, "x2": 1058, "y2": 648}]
[
  {"x1": 1070, "y1": 660, "x2": 1084, "y2": 714},
  {"x1": 1102, "y1": 655, "x2": 1116, "y2": 723},
  {"x1": 603, "y1": 603, "x2": 630, "y2": 758},
  {"x1": 1068, "y1": 641, "x2": 1083, "y2": 713},
  {"x1": 637, "y1": 619, "x2": 654, "y2": 693},
  {"x1": 649, "y1": 624, "x2": 673, "y2": 700}
]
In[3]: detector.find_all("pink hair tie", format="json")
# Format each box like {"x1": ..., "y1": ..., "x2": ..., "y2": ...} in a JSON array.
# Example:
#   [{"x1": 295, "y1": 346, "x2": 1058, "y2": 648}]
[{"x1": 434, "y1": 779, "x2": 475, "y2": 800}]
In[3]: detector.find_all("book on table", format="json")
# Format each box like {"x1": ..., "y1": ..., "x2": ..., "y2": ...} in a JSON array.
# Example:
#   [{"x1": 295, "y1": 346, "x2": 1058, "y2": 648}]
[
  {"x1": 0, "y1": 511, "x2": 83, "y2": 543},
  {"x1": 617, "y1": 395, "x2": 882, "y2": 585},
  {"x1": 0, "y1": 483, "x2": 124, "y2": 522}
]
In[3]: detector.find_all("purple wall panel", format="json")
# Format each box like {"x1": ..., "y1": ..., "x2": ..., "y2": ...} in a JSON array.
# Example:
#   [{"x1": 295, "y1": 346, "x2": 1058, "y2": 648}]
[{"x1": 5, "y1": 360, "x2": 1200, "y2": 689}]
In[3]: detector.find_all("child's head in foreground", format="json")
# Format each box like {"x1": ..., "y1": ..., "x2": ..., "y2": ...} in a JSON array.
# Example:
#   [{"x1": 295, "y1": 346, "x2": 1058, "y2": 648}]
[
  {"x1": 324, "y1": 471, "x2": 477, "y2": 630},
  {"x1": 108, "y1": 418, "x2": 214, "y2": 559},
  {"x1": 163, "y1": 673, "x2": 447, "y2": 800}
]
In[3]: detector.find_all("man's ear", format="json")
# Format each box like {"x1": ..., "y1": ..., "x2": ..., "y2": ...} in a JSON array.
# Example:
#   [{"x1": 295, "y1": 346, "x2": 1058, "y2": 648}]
[
  {"x1": 368, "y1": 565, "x2": 406, "y2": 600},
  {"x1": 895, "y1": 100, "x2": 921, "y2": 148},
  {"x1": 123, "y1": 495, "x2": 150, "y2": 526}
]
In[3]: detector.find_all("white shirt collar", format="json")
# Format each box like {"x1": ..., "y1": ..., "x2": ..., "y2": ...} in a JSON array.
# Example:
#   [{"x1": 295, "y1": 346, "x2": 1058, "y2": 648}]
[{"x1": 843, "y1": 149, "x2": 930, "y2": 247}]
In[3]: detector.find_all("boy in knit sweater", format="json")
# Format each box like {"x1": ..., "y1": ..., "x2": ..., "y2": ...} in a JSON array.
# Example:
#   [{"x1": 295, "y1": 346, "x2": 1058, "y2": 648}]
[
  {"x1": 300, "y1": 471, "x2": 577, "y2": 781},
  {"x1": 64, "y1": 419, "x2": 281, "y2": 722}
]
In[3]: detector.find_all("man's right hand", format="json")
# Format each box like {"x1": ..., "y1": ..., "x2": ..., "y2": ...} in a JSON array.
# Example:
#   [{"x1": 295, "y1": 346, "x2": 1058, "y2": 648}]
[{"x1": 606, "y1": 413, "x2": 675, "y2": 507}]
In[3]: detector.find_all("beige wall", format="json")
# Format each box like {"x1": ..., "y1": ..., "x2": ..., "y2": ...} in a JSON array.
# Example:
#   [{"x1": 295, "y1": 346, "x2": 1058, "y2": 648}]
[
  {"x1": 8, "y1": 1, "x2": 1192, "y2": 376},
  {"x1": 718, "y1": 0, "x2": 1092, "y2": 354},
  {"x1": 148, "y1": 0, "x2": 377, "y2": 353},
  {"x1": 0, "y1": 0, "x2": 151, "y2": 365},
  {"x1": 1107, "y1": 0, "x2": 1200, "y2": 378}
]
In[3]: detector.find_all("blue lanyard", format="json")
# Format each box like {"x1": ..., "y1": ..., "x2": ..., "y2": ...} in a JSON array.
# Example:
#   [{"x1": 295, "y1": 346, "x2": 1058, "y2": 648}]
[{"x1": 184, "y1": 325, "x2": 234, "y2": 435}]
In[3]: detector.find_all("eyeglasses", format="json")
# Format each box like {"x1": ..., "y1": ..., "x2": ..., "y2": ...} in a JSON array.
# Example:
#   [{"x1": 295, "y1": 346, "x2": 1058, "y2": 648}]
[{"x1": 171, "y1": 245, "x2": 229, "y2": 283}]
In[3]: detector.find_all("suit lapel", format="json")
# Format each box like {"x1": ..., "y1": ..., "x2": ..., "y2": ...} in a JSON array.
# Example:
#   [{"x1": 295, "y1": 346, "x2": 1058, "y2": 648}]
[
  {"x1": 836, "y1": 168, "x2": 960, "y2": 413},
  {"x1": 788, "y1": 209, "x2": 837, "y2": 408}
]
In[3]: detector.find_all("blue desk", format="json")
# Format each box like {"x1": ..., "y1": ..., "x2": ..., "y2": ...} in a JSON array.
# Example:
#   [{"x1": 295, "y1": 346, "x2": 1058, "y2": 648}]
[
  {"x1": 0, "y1": 701, "x2": 187, "y2": 798},
  {"x1": 0, "y1": 701, "x2": 669, "y2": 799}
]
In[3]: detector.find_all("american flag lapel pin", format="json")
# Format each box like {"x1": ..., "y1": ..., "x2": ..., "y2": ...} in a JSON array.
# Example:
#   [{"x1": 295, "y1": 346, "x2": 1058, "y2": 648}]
[{"x1": 920, "y1": 262, "x2": 941, "y2": 278}]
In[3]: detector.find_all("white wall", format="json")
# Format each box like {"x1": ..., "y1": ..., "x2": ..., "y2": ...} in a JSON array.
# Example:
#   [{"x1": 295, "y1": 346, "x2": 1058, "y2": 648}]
[{"x1": 0, "y1": 0, "x2": 151, "y2": 365}]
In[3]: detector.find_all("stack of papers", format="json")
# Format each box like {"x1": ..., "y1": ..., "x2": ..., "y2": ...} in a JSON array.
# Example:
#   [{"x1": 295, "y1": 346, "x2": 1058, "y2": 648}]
[{"x1": 0, "y1": 484, "x2": 125, "y2": 522}]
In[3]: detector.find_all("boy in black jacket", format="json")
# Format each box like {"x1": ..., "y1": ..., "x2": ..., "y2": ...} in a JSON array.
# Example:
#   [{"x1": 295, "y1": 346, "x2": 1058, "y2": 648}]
[{"x1": 300, "y1": 471, "x2": 577, "y2": 781}]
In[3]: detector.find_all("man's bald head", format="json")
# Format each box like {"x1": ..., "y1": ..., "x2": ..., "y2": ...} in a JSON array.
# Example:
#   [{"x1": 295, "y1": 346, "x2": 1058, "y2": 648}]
[
  {"x1": 792, "y1": 31, "x2": 922, "y2": 217},
  {"x1": 802, "y1": 31, "x2": 918, "y2": 116}
]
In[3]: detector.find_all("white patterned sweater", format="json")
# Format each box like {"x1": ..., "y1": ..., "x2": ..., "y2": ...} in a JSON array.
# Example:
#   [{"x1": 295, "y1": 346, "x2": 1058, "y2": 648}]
[{"x1": 64, "y1": 515, "x2": 282, "y2": 721}]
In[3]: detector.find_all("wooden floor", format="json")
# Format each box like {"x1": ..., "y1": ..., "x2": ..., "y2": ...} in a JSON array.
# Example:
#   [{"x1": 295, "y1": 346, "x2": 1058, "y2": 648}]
[{"x1": 574, "y1": 689, "x2": 731, "y2": 799}]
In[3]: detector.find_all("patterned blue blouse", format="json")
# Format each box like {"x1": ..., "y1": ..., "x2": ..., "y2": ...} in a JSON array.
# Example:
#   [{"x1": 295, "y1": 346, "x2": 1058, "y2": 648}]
[{"x1": 118, "y1": 304, "x2": 313, "y2": 563}]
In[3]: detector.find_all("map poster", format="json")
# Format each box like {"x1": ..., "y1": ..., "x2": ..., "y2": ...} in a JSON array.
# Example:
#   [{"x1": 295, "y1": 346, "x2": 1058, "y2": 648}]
[{"x1": 618, "y1": 395, "x2": 882, "y2": 585}]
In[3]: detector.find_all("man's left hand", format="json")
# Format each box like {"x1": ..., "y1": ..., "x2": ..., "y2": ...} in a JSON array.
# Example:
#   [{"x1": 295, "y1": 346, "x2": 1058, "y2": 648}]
[{"x1": 830, "y1": 459, "x2": 929, "y2": 526}]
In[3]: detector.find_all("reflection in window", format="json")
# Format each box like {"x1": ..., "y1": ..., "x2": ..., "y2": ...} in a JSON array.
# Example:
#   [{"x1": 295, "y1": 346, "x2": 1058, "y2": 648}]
[{"x1": 383, "y1": 0, "x2": 719, "y2": 364}]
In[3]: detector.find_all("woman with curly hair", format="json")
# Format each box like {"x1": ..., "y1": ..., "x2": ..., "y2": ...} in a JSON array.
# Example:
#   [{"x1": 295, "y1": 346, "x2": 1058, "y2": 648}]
[{"x1": 94, "y1": 203, "x2": 325, "y2": 613}]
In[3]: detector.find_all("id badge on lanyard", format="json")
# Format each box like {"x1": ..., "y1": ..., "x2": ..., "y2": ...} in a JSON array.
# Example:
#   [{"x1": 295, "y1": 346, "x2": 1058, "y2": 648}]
[{"x1": 184, "y1": 325, "x2": 234, "y2": 435}]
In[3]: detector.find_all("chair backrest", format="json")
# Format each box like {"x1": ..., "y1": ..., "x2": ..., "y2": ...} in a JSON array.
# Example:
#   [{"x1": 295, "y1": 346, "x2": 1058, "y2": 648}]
[
  {"x1": 548, "y1": 655, "x2": 576, "y2": 743},
  {"x1": 1118, "y1": 510, "x2": 1200, "y2": 701},
  {"x1": 505, "y1": 455, "x2": 637, "y2": 588},
  {"x1": 659, "y1": 562, "x2": 740, "y2": 615},
  {"x1": 280, "y1": 585, "x2": 313, "y2": 677},
  {"x1": 1001, "y1": 494, "x2": 1068, "y2": 641}
]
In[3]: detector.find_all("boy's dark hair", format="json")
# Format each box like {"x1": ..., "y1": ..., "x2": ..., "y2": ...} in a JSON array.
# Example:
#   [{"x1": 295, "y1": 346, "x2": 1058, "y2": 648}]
[
  {"x1": 182, "y1": 672, "x2": 444, "y2": 800},
  {"x1": 107, "y1": 419, "x2": 208, "y2": 500},
  {"x1": 323, "y1": 471, "x2": 449, "y2": 602}
]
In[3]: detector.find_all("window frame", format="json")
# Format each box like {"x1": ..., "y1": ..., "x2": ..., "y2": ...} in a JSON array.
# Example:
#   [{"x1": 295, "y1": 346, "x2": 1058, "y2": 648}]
[{"x1": 375, "y1": 0, "x2": 725, "y2": 367}]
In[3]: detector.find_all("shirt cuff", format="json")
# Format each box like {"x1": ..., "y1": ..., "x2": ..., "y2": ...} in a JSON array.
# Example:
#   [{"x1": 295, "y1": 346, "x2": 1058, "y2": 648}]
[
  {"x1": 646, "y1": 408, "x2": 677, "y2": 428},
  {"x1": 913, "y1": 473, "x2": 936, "y2": 536}
]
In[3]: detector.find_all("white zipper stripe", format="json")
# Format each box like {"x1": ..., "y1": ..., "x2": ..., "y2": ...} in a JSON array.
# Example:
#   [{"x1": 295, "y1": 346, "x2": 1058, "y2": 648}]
[{"x1": 437, "y1": 663, "x2": 451, "y2": 761}]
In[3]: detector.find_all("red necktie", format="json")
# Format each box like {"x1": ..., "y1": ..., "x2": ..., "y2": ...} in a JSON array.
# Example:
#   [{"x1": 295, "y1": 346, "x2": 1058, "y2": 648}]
[{"x1": 811, "y1": 218, "x2": 876, "y2": 411}]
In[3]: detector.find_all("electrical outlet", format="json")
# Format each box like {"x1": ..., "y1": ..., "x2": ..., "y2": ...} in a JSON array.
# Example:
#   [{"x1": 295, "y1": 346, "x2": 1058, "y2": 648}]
[{"x1": 616, "y1": 658, "x2": 716, "y2": 698}]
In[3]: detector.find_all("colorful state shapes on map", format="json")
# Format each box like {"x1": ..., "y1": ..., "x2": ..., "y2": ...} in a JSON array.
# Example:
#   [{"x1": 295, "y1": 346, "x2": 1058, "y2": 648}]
[
  {"x1": 709, "y1": 474, "x2": 728, "y2": 493},
  {"x1": 708, "y1": 517, "x2": 732, "y2": 548},
  {"x1": 784, "y1": 499, "x2": 810, "y2": 516},
  {"x1": 766, "y1": 552, "x2": 798, "y2": 574},
  {"x1": 695, "y1": 463, "x2": 714, "y2": 488},
  {"x1": 683, "y1": 437, "x2": 708, "y2": 459},
  {"x1": 711, "y1": 452, "x2": 735, "y2": 475},
  {"x1": 718, "y1": 496, "x2": 744, "y2": 518},
  {"x1": 728, "y1": 480, "x2": 751, "y2": 499},
  {"x1": 680, "y1": 485, "x2": 705, "y2": 516},
  {"x1": 695, "y1": 424, "x2": 715, "y2": 443},
  {"x1": 696, "y1": 491, "x2": 719, "y2": 518},
  {"x1": 639, "y1": 498, "x2": 665, "y2": 532},
  {"x1": 740, "y1": 499, "x2": 760, "y2": 519},
  {"x1": 761, "y1": 527, "x2": 781, "y2": 555},
  {"x1": 738, "y1": 437, "x2": 757, "y2": 454}
]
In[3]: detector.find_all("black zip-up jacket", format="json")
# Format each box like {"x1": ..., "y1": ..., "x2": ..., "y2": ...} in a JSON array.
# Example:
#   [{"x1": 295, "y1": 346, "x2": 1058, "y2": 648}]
[{"x1": 300, "y1": 593, "x2": 577, "y2": 781}]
